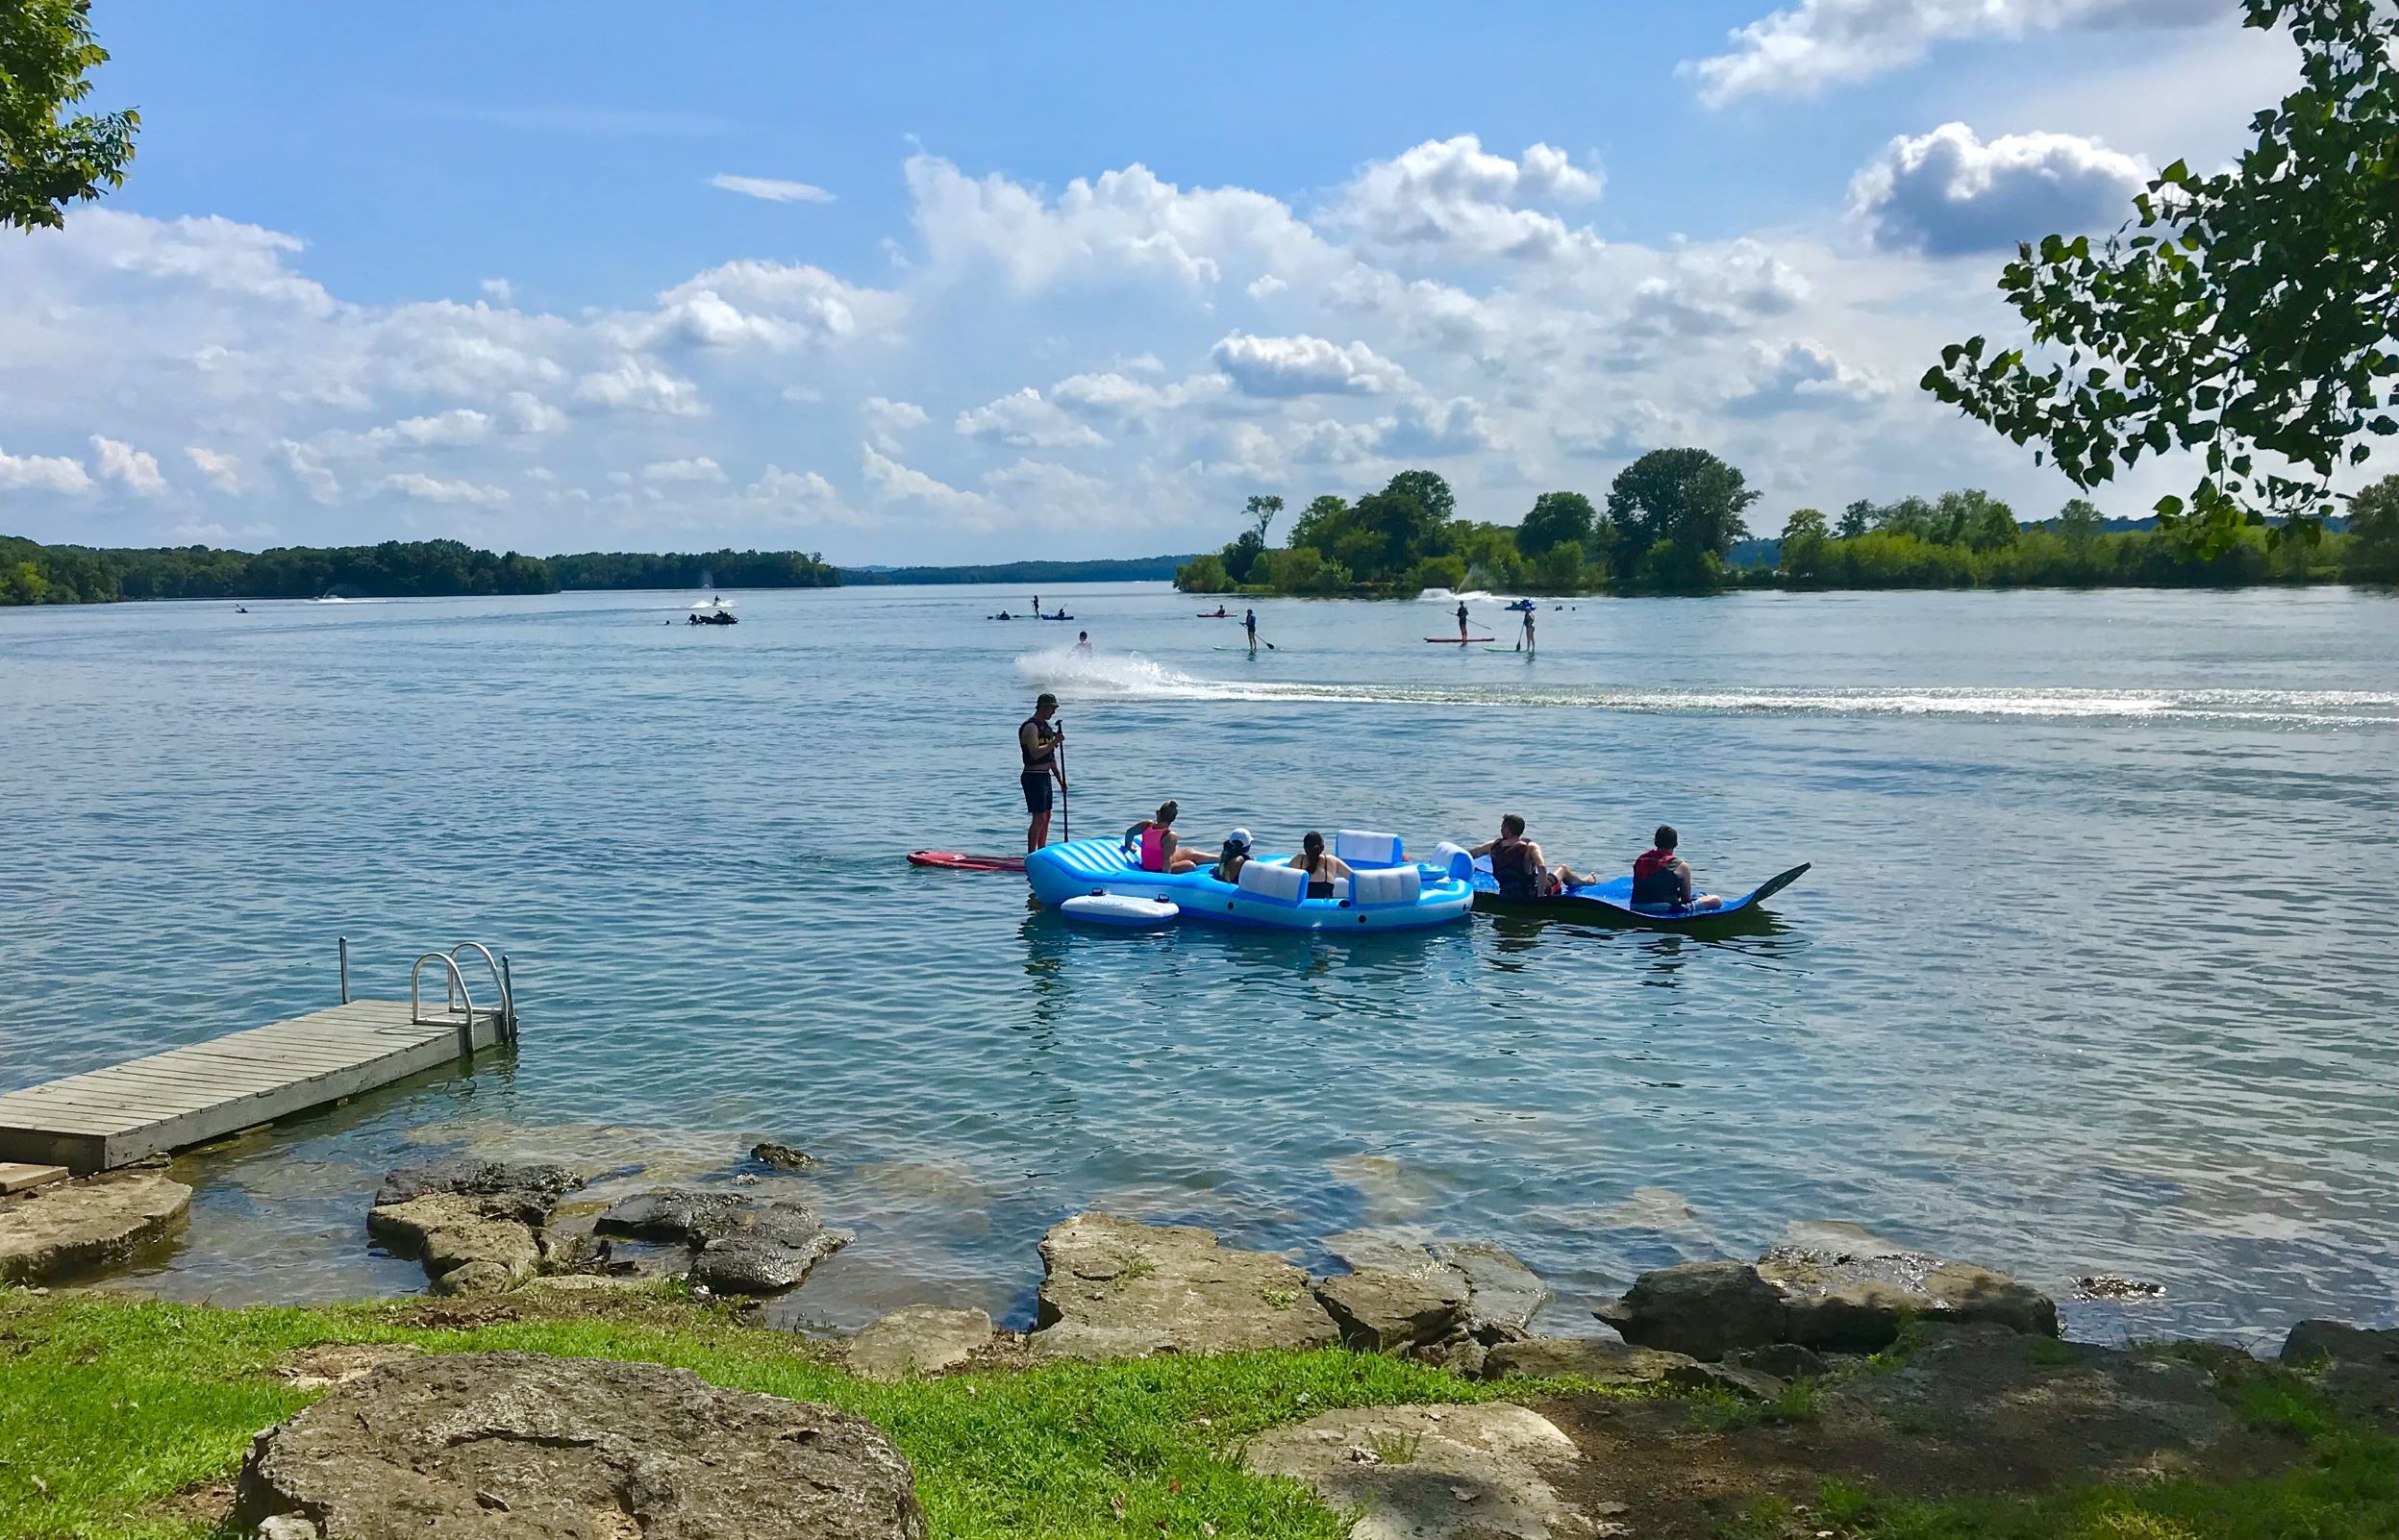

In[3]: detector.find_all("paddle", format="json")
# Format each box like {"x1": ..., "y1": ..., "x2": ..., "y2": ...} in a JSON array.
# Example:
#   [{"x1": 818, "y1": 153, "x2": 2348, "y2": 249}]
[{"x1": 1055, "y1": 719, "x2": 1069, "y2": 841}]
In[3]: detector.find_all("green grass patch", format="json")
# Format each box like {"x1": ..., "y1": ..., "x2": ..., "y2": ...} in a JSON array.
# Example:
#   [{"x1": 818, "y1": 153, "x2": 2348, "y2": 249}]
[
  {"x1": 0, "y1": 1288, "x2": 1549, "y2": 1540},
  {"x1": 1687, "y1": 1376, "x2": 1822, "y2": 1431}
]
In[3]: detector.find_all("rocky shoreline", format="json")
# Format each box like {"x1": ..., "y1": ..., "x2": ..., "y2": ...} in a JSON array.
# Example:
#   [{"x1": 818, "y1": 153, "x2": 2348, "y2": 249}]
[{"x1": 9, "y1": 1155, "x2": 2399, "y2": 1537}]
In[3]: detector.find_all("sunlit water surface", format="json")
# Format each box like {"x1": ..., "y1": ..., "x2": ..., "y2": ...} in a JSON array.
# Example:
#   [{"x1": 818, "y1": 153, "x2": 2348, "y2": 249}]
[{"x1": 3, "y1": 583, "x2": 2394, "y2": 1348}]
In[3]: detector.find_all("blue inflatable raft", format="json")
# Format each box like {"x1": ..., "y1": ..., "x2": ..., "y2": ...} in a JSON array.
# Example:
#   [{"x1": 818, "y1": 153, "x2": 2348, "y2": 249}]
[
  {"x1": 1027, "y1": 831, "x2": 1475, "y2": 932},
  {"x1": 1470, "y1": 859, "x2": 1810, "y2": 929}
]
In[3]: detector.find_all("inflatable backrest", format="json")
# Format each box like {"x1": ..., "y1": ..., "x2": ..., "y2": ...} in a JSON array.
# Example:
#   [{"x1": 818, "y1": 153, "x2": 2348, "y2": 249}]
[
  {"x1": 1236, "y1": 859, "x2": 1309, "y2": 905},
  {"x1": 1351, "y1": 865, "x2": 1423, "y2": 908},
  {"x1": 1431, "y1": 841, "x2": 1475, "y2": 883},
  {"x1": 1334, "y1": 830, "x2": 1405, "y2": 867}
]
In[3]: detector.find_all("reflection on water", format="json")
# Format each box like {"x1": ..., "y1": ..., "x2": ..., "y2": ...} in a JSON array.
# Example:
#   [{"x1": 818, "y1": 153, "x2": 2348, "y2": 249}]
[{"x1": 3, "y1": 583, "x2": 2396, "y2": 1348}]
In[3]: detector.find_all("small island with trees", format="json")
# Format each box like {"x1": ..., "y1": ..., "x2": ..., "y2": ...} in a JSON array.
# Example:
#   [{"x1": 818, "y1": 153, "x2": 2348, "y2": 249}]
[{"x1": 1176, "y1": 458, "x2": 2398, "y2": 598}]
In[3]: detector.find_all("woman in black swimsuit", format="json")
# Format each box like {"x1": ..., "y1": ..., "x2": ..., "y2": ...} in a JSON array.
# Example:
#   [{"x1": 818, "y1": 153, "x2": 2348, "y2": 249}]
[{"x1": 1287, "y1": 831, "x2": 1354, "y2": 898}]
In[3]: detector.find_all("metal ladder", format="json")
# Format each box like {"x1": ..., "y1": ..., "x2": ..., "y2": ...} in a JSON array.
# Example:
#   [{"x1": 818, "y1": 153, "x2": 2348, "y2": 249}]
[{"x1": 338, "y1": 937, "x2": 519, "y2": 1055}]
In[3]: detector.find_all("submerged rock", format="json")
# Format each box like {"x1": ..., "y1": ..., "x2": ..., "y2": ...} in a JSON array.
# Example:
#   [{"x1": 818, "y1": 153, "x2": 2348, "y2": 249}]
[
  {"x1": 1029, "y1": 1212, "x2": 1338, "y2": 1360},
  {"x1": 1244, "y1": 1403, "x2": 1584, "y2": 1540},
  {"x1": 848, "y1": 1305, "x2": 997, "y2": 1380},
  {"x1": 371, "y1": 1157, "x2": 583, "y2": 1226},
  {"x1": 1313, "y1": 1267, "x2": 1469, "y2": 1352},
  {"x1": 0, "y1": 1170, "x2": 189, "y2": 1285},
  {"x1": 594, "y1": 1187, "x2": 850, "y2": 1295},
  {"x1": 231, "y1": 1351, "x2": 927, "y2": 1539},
  {"x1": 751, "y1": 1141, "x2": 818, "y2": 1170}
]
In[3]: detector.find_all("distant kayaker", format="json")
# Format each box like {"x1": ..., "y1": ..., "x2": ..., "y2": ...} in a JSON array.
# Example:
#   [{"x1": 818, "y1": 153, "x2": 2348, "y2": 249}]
[
  {"x1": 1633, "y1": 826, "x2": 1722, "y2": 911},
  {"x1": 1287, "y1": 832, "x2": 1353, "y2": 898},
  {"x1": 1455, "y1": 601, "x2": 1471, "y2": 640},
  {"x1": 1019, "y1": 693, "x2": 1065, "y2": 852},
  {"x1": 1123, "y1": 800, "x2": 1205, "y2": 873},
  {"x1": 1471, "y1": 814, "x2": 1593, "y2": 898},
  {"x1": 1213, "y1": 828, "x2": 1254, "y2": 883}
]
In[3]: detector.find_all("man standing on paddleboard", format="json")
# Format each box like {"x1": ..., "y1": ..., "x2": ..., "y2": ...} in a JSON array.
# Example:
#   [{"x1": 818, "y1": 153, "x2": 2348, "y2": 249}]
[
  {"x1": 1456, "y1": 600, "x2": 1471, "y2": 641},
  {"x1": 1020, "y1": 692, "x2": 1065, "y2": 852},
  {"x1": 1243, "y1": 608, "x2": 1259, "y2": 655}
]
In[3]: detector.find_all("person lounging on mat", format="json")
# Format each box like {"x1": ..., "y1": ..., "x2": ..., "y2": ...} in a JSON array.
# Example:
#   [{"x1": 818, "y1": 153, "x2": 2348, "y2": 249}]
[
  {"x1": 1633, "y1": 825, "x2": 1722, "y2": 910},
  {"x1": 1470, "y1": 813, "x2": 1595, "y2": 898}
]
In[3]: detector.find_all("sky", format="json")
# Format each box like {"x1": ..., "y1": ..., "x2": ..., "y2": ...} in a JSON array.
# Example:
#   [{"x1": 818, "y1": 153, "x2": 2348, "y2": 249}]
[{"x1": 0, "y1": 0, "x2": 2301, "y2": 562}]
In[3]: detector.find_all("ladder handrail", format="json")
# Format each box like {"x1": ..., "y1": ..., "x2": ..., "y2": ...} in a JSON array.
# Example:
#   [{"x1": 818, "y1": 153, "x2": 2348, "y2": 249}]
[
  {"x1": 448, "y1": 942, "x2": 512, "y2": 1036},
  {"x1": 410, "y1": 953, "x2": 479, "y2": 1056}
]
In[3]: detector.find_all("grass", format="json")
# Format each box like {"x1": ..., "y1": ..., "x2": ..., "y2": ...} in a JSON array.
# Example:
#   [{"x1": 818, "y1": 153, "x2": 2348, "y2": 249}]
[
  {"x1": 1687, "y1": 1376, "x2": 1823, "y2": 1431},
  {"x1": 0, "y1": 1286, "x2": 1562, "y2": 1540}
]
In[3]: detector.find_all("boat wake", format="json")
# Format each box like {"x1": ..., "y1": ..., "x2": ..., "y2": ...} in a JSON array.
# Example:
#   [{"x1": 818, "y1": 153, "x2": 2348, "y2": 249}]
[{"x1": 1013, "y1": 649, "x2": 2398, "y2": 726}]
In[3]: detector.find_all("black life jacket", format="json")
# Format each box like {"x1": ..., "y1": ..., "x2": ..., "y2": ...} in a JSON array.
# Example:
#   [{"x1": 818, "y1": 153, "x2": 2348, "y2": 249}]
[{"x1": 1491, "y1": 839, "x2": 1537, "y2": 898}]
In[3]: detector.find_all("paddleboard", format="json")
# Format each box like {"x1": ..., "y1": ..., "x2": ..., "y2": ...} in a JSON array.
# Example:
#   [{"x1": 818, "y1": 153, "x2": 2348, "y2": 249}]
[
  {"x1": 1212, "y1": 644, "x2": 1267, "y2": 652},
  {"x1": 907, "y1": 850, "x2": 1027, "y2": 873},
  {"x1": 1427, "y1": 636, "x2": 1496, "y2": 643},
  {"x1": 1483, "y1": 646, "x2": 1529, "y2": 653}
]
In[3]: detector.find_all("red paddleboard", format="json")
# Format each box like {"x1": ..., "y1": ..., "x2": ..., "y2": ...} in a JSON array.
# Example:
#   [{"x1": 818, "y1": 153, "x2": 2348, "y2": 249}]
[
  {"x1": 907, "y1": 851, "x2": 1027, "y2": 873},
  {"x1": 1427, "y1": 636, "x2": 1496, "y2": 643}
]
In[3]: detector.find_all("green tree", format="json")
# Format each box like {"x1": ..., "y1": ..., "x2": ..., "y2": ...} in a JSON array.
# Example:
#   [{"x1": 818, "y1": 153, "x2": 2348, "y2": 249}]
[
  {"x1": 1527, "y1": 539, "x2": 1588, "y2": 592},
  {"x1": 1923, "y1": 0, "x2": 2399, "y2": 550},
  {"x1": 1407, "y1": 554, "x2": 1467, "y2": 593},
  {"x1": 1174, "y1": 554, "x2": 1233, "y2": 592},
  {"x1": 1780, "y1": 508, "x2": 1831, "y2": 584},
  {"x1": 2346, "y1": 472, "x2": 2399, "y2": 581},
  {"x1": 2, "y1": 559, "x2": 48, "y2": 605},
  {"x1": 2057, "y1": 497, "x2": 2105, "y2": 546},
  {"x1": 1252, "y1": 544, "x2": 1349, "y2": 594},
  {"x1": 1220, "y1": 493, "x2": 1284, "y2": 583},
  {"x1": 1, "y1": 0, "x2": 139, "y2": 231},
  {"x1": 1837, "y1": 498, "x2": 1875, "y2": 539},
  {"x1": 1515, "y1": 490, "x2": 1598, "y2": 558},
  {"x1": 1383, "y1": 469, "x2": 1457, "y2": 525},
  {"x1": 1606, "y1": 448, "x2": 1760, "y2": 583}
]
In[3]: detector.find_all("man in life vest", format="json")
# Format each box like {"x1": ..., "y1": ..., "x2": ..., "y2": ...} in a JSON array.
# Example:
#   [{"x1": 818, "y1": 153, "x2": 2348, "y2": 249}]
[
  {"x1": 1019, "y1": 692, "x2": 1064, "y2": 851},
  {"x1": 1632, "y1": 825, "x2": 1722, "y2": 910},
  {"x1": 1470, "y1": 813, "x2": 1593, "y2": 898}
]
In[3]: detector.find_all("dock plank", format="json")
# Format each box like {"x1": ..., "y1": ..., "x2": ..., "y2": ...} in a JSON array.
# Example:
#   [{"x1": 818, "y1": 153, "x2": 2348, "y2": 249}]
[{"x1": 0, "y1": 1000, "x2": 508, "y2": 1172}]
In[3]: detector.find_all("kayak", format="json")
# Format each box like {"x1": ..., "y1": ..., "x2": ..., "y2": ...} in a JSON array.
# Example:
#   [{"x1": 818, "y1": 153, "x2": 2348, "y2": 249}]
[
  {"x1": 1025, "y1": 832, "x2": 1474, "y2": 932},
  {"x1": 1470, "y1": 861, "x2": 1811, "y2": 929},
  {"x1": 908, "y1": 850, "x2": 1027, "y2": 873},
  {"x1": 1428, "y1": 636, "x2": 1496, "y2": 643},
  {"x1": 1196, "y1": 612, "x2": 1237, "y2": 618}
]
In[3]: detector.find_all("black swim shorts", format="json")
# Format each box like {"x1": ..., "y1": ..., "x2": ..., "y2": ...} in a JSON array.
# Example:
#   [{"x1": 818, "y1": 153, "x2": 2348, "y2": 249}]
[{"x1": 1021, "y1": 770, "x2": 1053, "y2": 814}]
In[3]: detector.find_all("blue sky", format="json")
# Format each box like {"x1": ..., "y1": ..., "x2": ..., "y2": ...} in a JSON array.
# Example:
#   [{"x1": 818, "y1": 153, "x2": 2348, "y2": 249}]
[{"x1": 0, "y1": 0, "x2": 2295, "y2": 560}]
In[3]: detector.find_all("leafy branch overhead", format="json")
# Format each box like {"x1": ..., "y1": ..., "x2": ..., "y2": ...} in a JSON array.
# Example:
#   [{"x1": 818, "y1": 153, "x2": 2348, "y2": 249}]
[
  {"x1": 0, "y1": 0, "x2": 139, "y2": 231},
  {"x1": 1921, "y1": 0, "x2": 2398, "y2": 551}
]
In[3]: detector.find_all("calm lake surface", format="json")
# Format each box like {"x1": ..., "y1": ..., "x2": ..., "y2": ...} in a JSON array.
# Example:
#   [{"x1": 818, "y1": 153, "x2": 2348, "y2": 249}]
[{"x1": 4, "y1": 583, "x2": 2394, "y2": 1347}]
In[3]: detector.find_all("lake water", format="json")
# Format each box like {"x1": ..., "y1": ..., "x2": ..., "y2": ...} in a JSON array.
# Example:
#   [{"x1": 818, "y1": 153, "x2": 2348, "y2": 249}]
[{"x1": 3, "y1": 582, "x2": 2394, "y2": 1349}]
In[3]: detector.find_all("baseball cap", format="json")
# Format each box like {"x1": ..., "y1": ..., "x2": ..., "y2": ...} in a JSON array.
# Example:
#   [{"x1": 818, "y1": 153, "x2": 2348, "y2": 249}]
[{"x1": 1226, "y1": 828, "x2": 1253, "y2": 849}]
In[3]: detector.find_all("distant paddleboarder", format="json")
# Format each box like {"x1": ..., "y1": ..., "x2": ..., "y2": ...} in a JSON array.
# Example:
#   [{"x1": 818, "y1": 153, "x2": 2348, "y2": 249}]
[
  {"x1": 1243, "y1": 608, "x2": 1259, "y2": 655},
  {"x1": 1019, "y1": 692, "x2": 1065, "y2": 852},
  {"x1": 1518, "y1": 608, "x2": 1536, "y2": 657},
  {"x1": 1455, "y1": 600, "x2": 1471, "y2": 641}
]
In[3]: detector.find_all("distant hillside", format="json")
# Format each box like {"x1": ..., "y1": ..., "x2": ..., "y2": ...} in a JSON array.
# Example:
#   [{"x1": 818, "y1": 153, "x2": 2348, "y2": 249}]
[{"x1": 837, "y1": 556, "x2": 1194, "y2": 585}]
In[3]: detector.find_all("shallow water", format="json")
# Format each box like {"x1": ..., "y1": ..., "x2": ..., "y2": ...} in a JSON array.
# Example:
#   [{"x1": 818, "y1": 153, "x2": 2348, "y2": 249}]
[{"x1": 3, "y1": 583, "x2": 2394, "y2": 1348}]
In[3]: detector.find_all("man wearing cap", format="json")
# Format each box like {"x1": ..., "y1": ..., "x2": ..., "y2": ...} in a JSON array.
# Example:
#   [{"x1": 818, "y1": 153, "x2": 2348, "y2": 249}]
[
  {"x1": 1019, "y1": 692, "x2": 1065, "y2": 851},
  {"x1": 1213, "y1": 828, "x2": 1254, "y2": 882}
]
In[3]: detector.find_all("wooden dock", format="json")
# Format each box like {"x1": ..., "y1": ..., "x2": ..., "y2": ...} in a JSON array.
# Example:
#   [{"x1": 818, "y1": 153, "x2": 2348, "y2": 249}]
[{"x1": 0, "y1": 998, "x2": 508, "y2": 1174}]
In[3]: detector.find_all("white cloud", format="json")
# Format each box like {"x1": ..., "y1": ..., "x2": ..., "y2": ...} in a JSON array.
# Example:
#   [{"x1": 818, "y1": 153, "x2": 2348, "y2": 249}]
[
  {"x1": 642, "y1": 456, "x2": 727, "y2": 483},
  {"x1": 376, "y1": 472, "x2": 511, "y2": 506},
  {"x1": 1247, "y1": 273, "x2": 1288, "y2": 300},
  {"x1": 1627, "y1": 238, "x2": 1812, "y2": 335},
  {"x1": 1211, "y1": 333, "x2": 1411, "y2": 397},
  {"x1": 505, "y1": 391, "x2": 568, "y2": 434},
  {"x1": 1687, "y1": 0, "x2": 2222, "y2": 105},
  {"x1": 745, "y1": 464, "x2": 863, "y2": 524},
  {"x1": 955, "y1": 387, "x2": 1109, "y2": 449},
  {"x1": 1850, "y1": 123, "x2": 2150, "y2": 255},
  {"x1": 0, "y1": 445, "x2": 93, "y2": 494},
  {"x1": 184, "y1": 446, "x2": 243, "y2": 493},
  {"x1": 862, "y1": 396, "x2": 930, "y2": 451},
  {"x1": 481, "y1": 277, "x2": 513, "y2": 304},
  {"x1": 1376, "y1": 396, "x2": 1504, "y2": 457},
  {"x1": 90, "y1": 435, "x2": 167, "y2": 495},
  {"x1": 276, "y1": 440, "x2": 340, "y2": 505},
  {"x1": 387, "y1": 409, "x2": 493, "y2": 448},
  {"x1": 1326, "y1": 136, "x2": 1603, "y2": 265},
  {"x1": 1725, "y1": 338, "x2": 1890, "y2": 413},
  {"x1": 862, "y1": 444, "x2": 993, "y2": 522},
  {"x1": 708, "y1": 173, "x2": 837, "y2": 204},
  {"x1": 573, "y1": 358, "x2": 705, "y2": 415}
]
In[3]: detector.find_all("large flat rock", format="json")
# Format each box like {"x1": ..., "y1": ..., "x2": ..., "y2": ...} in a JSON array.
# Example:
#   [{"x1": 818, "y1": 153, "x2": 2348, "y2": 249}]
[
  {"x1": 231, "y1": 1350, "x2": 927, "y2": 1539},
  {"x1": 367, "y1": 1193, "x2": 540, "y2": 1296},
  {"x1": 1029, "y1": 1212, "x2": 1338, "y2": 1360},
  {"x1": 0, "y1": 1170, "x2": 189, "y2": 1284},
  {"x1": 848, "y1": 1305, "x2": 997, "y2": 1380},
  {"x1": 1245, "y1": 1403, "x2": 1591, "y2": 1539}
]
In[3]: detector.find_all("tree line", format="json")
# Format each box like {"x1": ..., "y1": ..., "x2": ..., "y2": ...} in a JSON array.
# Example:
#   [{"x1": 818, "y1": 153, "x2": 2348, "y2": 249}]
[
  {"x1": 0, "y1": 537, "x2": 840, "y2": 606},
  {"x1": 1176, "y1": 457, "x2": 2398, "y2": 598}
]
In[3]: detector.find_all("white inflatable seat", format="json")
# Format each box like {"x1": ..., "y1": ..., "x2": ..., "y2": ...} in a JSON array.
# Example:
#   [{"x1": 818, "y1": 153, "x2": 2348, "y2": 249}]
[
  {"x1": 1350, "y1": 865, "x2": 1423, "y2": 908},
  {"x1": 1431, "y1": 840, "x2": 1476, "y2": 883},
  {"x1": 1236, "y1": 859, "x2": 1309, "y2": 906},
  {"x1": 1334, "y1": 829, "x2": 1405, "y2": 867}
]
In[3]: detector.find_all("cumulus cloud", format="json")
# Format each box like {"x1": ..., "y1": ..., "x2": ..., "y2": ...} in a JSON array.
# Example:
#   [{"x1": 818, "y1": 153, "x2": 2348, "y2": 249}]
[
  {"x1": 1627, "y1": 238, "x2": 1812, "y2": 335},
  {"x1": 90, "y1": 435, "x2": 167, "y2": 495},
  {"x1": 955, "y1": 387, "x2": 1110, "y2": 449},
  {"x1": 1247, "y1": 273, "x2": 1288, "y2": 300},
  {"x1": 1849, "y1": 123, "x2": 2150, "y2": 255},
  {"x1": 617, "y1": 261, "x2": 902, "y2": 354},
  {"x1": 276, "y1": 440, "x2": 340, "y2": 505},
  {"x1": 573, "y1": 358, "x2": 705, "y2": 415},
  {"x1": 1725, "y1": 338, "x2": 1889, "y2": 414},
  {"x1": 708, "y1": 174, "x2": 836, "y2": 204},
  {"x1": 1211, "y1": 333, "x2": 1411, "y2": 397},
  {"x1": 1376, "y1": 396, "x2": 1504, "y2": 457},
  {"x1": 0, "y1": 445, "x2": 93, "y2": 494},
  {"x1": 1687, "y1": 0, "x2": 2222, "y2": 105},
  {"x1": 642, "y1": 457, "x2": 727, "y2": 483},
  {"x1": 862, "y1": 396, "x2": 930, "y2": 451},
  {"x1": 505, "y1": 391, "x2": 568, "y2": 434},
  {"x1": 376, "y1": 472, "x2": 510, "y2": 506},
  {"x1": 862, "y1": 444, "x2": 994, "y2": 524},
  {"x1": 1327, "y1": 136, "x2": 1603, "y2": 265},
  {"x1": 184, "y1": 446, "x2": 243, "y2": 493},
  {"x1": 745, "y1": 465, "x2": 863, "y2": 524}
]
